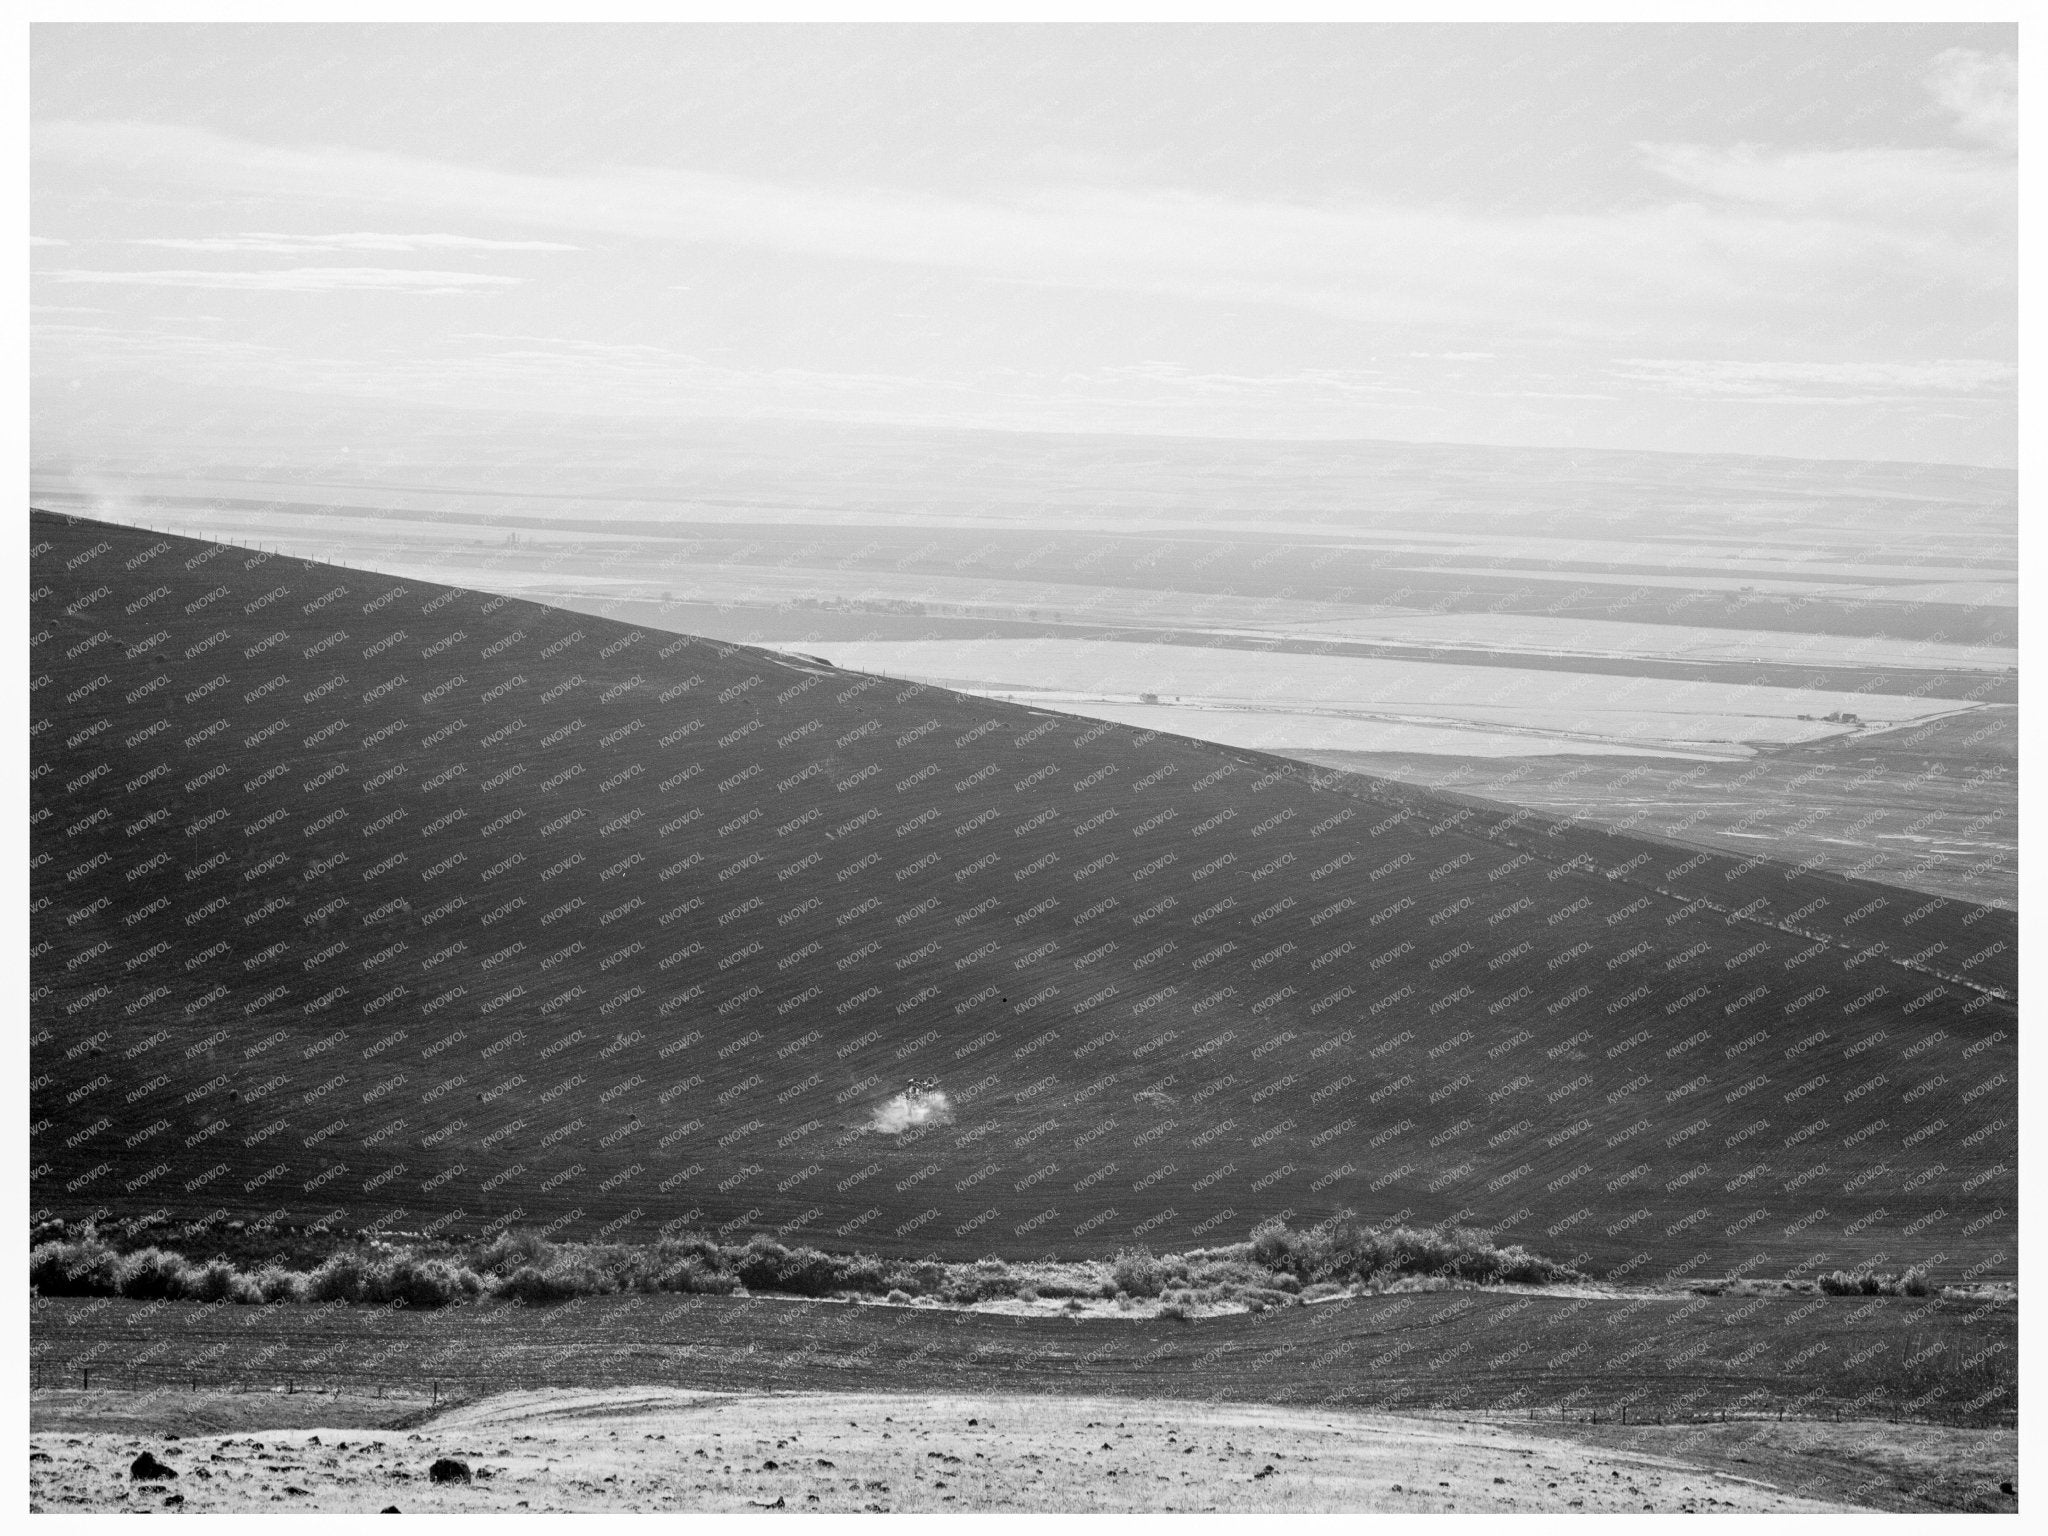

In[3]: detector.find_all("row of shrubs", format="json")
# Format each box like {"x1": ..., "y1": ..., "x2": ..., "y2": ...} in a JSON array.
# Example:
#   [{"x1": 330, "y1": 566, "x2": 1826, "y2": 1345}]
[
  {"x1": 1819, "y1": 1266, "x2": 1934, "y2": 1297},
  {"x1": 29, "y1": 1216, "x2": 1584, "y2": 1311}
]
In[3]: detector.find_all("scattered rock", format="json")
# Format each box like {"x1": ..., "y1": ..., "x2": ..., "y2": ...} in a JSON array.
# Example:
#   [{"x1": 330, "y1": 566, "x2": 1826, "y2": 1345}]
[
  {"x1": 31, "y1": 1451, "x2": 52, "y2": 1463},
  {"x1": 429, "y1": 1458, "x2": 472, "y2": 1485},
  {"x1": 130, "y1": 1452, "x2": 178, "y2": 1482}
]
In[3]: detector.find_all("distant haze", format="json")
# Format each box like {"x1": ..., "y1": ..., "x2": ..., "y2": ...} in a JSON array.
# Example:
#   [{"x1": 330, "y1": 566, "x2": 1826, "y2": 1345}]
[{"x1": 33, "y1": 23, "x2": 2015, "y2": 472}]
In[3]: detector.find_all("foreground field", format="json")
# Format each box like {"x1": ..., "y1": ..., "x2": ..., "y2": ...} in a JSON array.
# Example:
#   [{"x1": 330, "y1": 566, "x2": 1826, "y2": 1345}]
[
  {"x1": 33, "y1": 1385, "x2": 2014, "y2": 1513},
  {"x1": 31, "y1": 1287, "x2": 2016, "y2": 1426}
]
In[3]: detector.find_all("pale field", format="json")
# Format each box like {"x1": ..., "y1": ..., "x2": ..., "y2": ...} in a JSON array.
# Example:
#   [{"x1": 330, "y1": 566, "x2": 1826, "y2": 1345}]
[
  {"x1": 1278, "y1": 611, "x2": 2017, "y2": 672},
  {"x1": 30, "y1": 1387, "x2": 1864, "y2": 1513},
  {"x1": 807, "y1": 639, "x2": 1972, "y2": 756},
  {"x1": 961, "y1": 698, "x2": 1733, "y2": 760},
  {"x1": 1420, "y1": 565, "x2": 2018, "y2": 605}
]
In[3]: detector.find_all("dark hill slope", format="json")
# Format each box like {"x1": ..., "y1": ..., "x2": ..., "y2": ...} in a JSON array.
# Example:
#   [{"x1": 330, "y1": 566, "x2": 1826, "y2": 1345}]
[{"x1": 31, "y1": 510, "x2": 2014, "y2": 1278}]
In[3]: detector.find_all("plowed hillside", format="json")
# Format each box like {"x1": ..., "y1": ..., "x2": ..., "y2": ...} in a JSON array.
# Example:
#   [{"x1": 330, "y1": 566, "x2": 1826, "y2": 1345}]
[{"x1": 30, "y1": 510, "x2": 2015, "y2": 1278}]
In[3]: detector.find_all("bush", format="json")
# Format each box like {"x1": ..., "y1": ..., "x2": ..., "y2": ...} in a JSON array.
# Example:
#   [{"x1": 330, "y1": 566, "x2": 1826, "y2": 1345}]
[
  {"x1": 180, "y1": 1258, "x2": 240, "y2": 1304},
  {"x1": 497, "y1": 1264, "x2": 583, "y2": 1304},
  {"x1": 245, "y1": 1264, "x2": 303, "y2": 1303},
  {"x1": 943, "y1": 1259, "x2": 1019, "y2": 1304},
  {"x1": 1819, "y1": 1270, "x2": 1858, "y2": 1296},
  {"x1": 30, "y1": 1238, "x2": 122, "y2": 1297},
  {"x1": 116, "y1": 1248, "x2": 197, "y2": 1301},
  {"x1": 1112, "y1": 1246, "x2": 1166, "y2": 1299},
  {"x1": 1158, "y1": 1300, "x2": 1191, "y2": 1322},
  {"x1": 369, "y1": 1255, "x2": 482, "y2": 1309},
  {"x1": 1901, "y1": 1267, "x2": 1933, "y2": 1298},
  {"x1": 302, "y1": 1251, "x2": 373, "y2": 1303},
  {"x1": 471, "y1": 1229, "x2": 557, "y2": 1276},
  {"x1": 1246, "y1": 1219, "x2": 1581, "y2": 1288},
  {"x1": 657, "y1": 1256, "x2": 739, "y2": 1295},
  {"x1": 735, "y1": 1239, "x2": 844, "y2": 1298}
]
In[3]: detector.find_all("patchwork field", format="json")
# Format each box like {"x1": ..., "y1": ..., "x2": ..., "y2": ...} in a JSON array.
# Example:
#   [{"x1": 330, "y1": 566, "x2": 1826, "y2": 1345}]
[
  {"x1": 32, "y1": 508, "x2": 2014, "y2": 1282},
  {"x1": 791, "y1": 637, "x2": 1977, "y2": 758}
]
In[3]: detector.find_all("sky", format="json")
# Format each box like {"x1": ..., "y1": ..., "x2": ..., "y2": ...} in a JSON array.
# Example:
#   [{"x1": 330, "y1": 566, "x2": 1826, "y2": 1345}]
[{"x1": 31, "y1": 24, "x2": 2018, "y2": 469}]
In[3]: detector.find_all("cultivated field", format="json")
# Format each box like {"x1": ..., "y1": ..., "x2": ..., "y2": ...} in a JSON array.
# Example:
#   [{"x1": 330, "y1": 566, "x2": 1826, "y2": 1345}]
[
  {"x1": 1303, "y1": 707, "x2": 2018, "y2": 909},
  {"x1": 31, "y1": 1283, "x2": 2018, "y2": 1428},
  {"x1": 801, "y1": 637, "x2": 1974, "y2": 756},
  {"x1": 32, "y1": 508, "x2": 2014, "y2": 1281}
]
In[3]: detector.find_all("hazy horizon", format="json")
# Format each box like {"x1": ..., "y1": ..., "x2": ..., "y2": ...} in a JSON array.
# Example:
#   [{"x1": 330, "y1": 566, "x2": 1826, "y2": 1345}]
[{"x1": 33, "y1": 23, "x2": 2017, "y2": 473}]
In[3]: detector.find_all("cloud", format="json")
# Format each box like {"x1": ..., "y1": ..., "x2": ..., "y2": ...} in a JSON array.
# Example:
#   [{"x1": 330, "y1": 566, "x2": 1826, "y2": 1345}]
[
  {"x1": 30, "y1": 235, "x2": 67, "y2": 246},
  {"x1": 1928, "y1": 47, "x2": 2016, "y2": 152},
  {"x1": 43, "y1": 267, "x2": 524, "y2": 293},
  {"x1": 1636, "y1": 45, "x2": 2014, "y2": 234},
  {"x1": 32, "y1": 119, "x2": 2013, "y2": 346},
  {"x1": 130, "y1": 232, "x2": 581, "y2": 253},
  {"x1": 1637, "y1": 142, "x2": 2012, "y2": 230},
  {"x1": 1611, "y1": 357, "x2": 2014, "y2": 399}
]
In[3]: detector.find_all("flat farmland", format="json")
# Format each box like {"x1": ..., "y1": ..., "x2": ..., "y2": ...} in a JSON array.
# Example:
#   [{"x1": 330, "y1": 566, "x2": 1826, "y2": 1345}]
[
  {"x1": 31, "y1": 509, "x2": 2015, "y2": 1280},
  {"x1": 55, "y1": 501, "x2": 2017, "y2": 687},
  {"x1": 796, "y1": 638, "x2": 1976, "y2": 756}
]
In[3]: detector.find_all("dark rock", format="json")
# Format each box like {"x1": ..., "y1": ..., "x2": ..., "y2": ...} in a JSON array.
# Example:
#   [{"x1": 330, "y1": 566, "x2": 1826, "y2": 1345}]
[
  {"x1": 381, "y1": 1506, "x2": 400, "y2": 1514},
  {"x1": 429, "y1": 1458, "x2": 471, "y2": 1485},
  {"x1": 130, "y1": 1452, "x2": 178, "y2": 1482},
  {"x1": 163, "y1": 1494, "x2": 183, "y2": 1507}
]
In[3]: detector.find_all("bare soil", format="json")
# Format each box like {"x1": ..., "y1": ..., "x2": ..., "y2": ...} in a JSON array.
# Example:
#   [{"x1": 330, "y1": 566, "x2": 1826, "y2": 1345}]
[{"x1": 31, "y1": 1386, "x2": 1916, "y2": 1513}]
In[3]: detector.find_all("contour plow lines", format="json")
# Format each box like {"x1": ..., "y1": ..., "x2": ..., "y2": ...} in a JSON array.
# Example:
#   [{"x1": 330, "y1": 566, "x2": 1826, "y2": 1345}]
[{"x1": 29, "y1": 508, "x2": 2014, "y2": 1278}]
